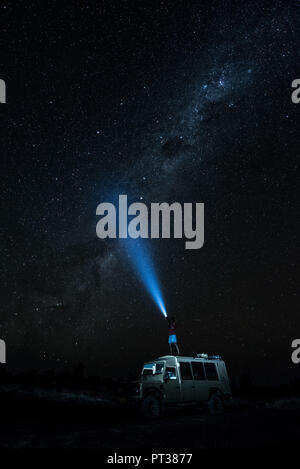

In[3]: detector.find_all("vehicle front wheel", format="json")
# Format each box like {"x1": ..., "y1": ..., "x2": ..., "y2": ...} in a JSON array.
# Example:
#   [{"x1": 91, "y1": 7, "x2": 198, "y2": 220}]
[
  {"x1": 208, "y1": 393, "x2": 224, "y2": 415},
  {"x1": 141, "y1": 394, "x2": 161, "y2": 420}
]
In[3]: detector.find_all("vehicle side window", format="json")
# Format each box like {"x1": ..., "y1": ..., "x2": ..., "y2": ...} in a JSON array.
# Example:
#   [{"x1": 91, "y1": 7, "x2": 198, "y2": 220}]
[
  {"x1": 192, "y1": 362, "x2": 205, "y2": 380},
  {"x1": 155, "y1": 362, "x2": 164, "y2": 374},
  {"x1": 165, "y1": 367, "x2": 176, "y2": 379},
  {"x1": 204, "y1": 363, "x2": 219, "y2": 380},
  {"x1": 179, "y1": 362, "x2": 193, "y2": 380}
]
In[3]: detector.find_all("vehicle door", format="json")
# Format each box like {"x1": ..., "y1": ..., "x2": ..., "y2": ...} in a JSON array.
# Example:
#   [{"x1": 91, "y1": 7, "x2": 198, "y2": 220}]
[
  {"x1": 163, "y1": 366, "x2": 180, "y2": 402},
  {"x1": 191, "y1": 361, "x2": 210, "y2": 401},
  {"x1": 179, "y1": 362, "x2": 195, "y2": 401},
  {"x1": 204, "y1": 362, "x2": 220, "y2": 394}
]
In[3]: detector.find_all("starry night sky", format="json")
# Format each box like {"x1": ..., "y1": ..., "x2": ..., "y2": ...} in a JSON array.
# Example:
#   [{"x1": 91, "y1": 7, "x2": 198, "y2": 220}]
[{"x1": 1, "y1": 0, "x2": 299, "y2": 384}]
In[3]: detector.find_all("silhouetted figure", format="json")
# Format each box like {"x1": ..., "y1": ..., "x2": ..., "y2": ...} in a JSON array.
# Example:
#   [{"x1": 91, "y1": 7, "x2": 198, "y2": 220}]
[{"x1": 167, "y1": 316, "x2": 180, "y2": 355}]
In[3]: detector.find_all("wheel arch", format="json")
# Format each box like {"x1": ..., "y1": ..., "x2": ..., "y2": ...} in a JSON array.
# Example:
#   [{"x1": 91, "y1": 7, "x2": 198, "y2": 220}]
[
  {"x1": 208, "y1": 387, "x2": 223, "y2": 400},
  {"x1": 142, "y1": 387, "x2": 163, "y2": 401}
]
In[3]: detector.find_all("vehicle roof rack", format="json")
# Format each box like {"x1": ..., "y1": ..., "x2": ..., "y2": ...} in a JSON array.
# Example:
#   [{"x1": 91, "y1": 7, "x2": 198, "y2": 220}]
[{"x1": 195, "y1": 353, "x2": 222, "y2": 360}]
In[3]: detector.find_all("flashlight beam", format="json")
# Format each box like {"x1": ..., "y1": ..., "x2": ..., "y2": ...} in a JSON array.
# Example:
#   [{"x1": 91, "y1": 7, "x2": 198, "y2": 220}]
[{"x1": 123, "y1": 238, "x2": 167, "y2": 318}]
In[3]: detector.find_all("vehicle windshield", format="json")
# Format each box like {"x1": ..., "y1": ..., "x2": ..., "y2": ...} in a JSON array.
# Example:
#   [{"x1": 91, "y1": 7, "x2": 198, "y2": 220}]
[{"x1": 142, "y1": 362, "x2": 164, "y2": 376}]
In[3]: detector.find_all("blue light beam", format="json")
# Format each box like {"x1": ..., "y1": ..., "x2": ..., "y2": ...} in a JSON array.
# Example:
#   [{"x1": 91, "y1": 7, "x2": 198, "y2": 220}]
[{"x1": 123, "y1": 238, "x2": 167, "y2": 317}]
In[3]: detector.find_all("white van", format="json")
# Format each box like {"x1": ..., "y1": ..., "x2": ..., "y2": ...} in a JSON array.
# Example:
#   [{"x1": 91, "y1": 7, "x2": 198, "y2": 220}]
[{"x1": 132, "y1": 354, "x2": 232, "y2": 419}]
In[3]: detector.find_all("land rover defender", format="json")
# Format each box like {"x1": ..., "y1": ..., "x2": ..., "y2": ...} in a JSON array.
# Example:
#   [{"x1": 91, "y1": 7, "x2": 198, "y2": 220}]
[{"x1": 132, "y1": 354, "x2": 232, "y2": 419}]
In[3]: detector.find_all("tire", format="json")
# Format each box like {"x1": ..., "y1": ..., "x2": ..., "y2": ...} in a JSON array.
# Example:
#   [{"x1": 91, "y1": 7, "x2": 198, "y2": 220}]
[
  {"x1": 208, "y1": 393, "x2": 224, "y2": 415},
  {"x1": 141, "y1": 394, "x2": 161, "y2": 420}
]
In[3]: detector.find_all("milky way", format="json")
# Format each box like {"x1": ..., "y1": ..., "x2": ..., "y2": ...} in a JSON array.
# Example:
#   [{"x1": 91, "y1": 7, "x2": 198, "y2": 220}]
[{"x1": 1, "y1": 1, "x2": 299, "y2": 383}]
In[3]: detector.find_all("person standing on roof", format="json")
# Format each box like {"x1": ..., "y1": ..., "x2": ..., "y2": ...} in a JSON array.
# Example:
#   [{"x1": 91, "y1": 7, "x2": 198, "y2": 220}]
[{"x1": 167, "y1": 316, "x2": 180, "y2": 355}]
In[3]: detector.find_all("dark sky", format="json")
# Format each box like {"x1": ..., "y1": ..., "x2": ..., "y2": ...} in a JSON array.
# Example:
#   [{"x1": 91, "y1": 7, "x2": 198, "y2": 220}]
[{"x1": 0, "y1": 0, "x2": 299, "y2": 384}]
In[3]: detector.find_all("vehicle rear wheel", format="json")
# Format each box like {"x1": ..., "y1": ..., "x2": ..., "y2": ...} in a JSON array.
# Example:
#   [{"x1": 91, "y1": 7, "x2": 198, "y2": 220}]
[
  {"x1": 208, "y1": 393, "x2": 224, "y2": 415},
  {"x1": 141, "y1": 394, "x2": 161, "y2": 420}
]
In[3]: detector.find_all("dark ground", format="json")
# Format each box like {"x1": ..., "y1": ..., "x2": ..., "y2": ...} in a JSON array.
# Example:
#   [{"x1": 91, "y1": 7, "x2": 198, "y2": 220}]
[{"x1": 1, "y1": 389, "x2": 300, "y2": 449}]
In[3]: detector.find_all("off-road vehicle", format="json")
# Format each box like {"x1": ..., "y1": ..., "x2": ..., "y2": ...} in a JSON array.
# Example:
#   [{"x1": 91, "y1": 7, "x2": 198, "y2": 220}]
[{"x1": 132, "y1": 354, "x2": 232, "y2": 419}]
